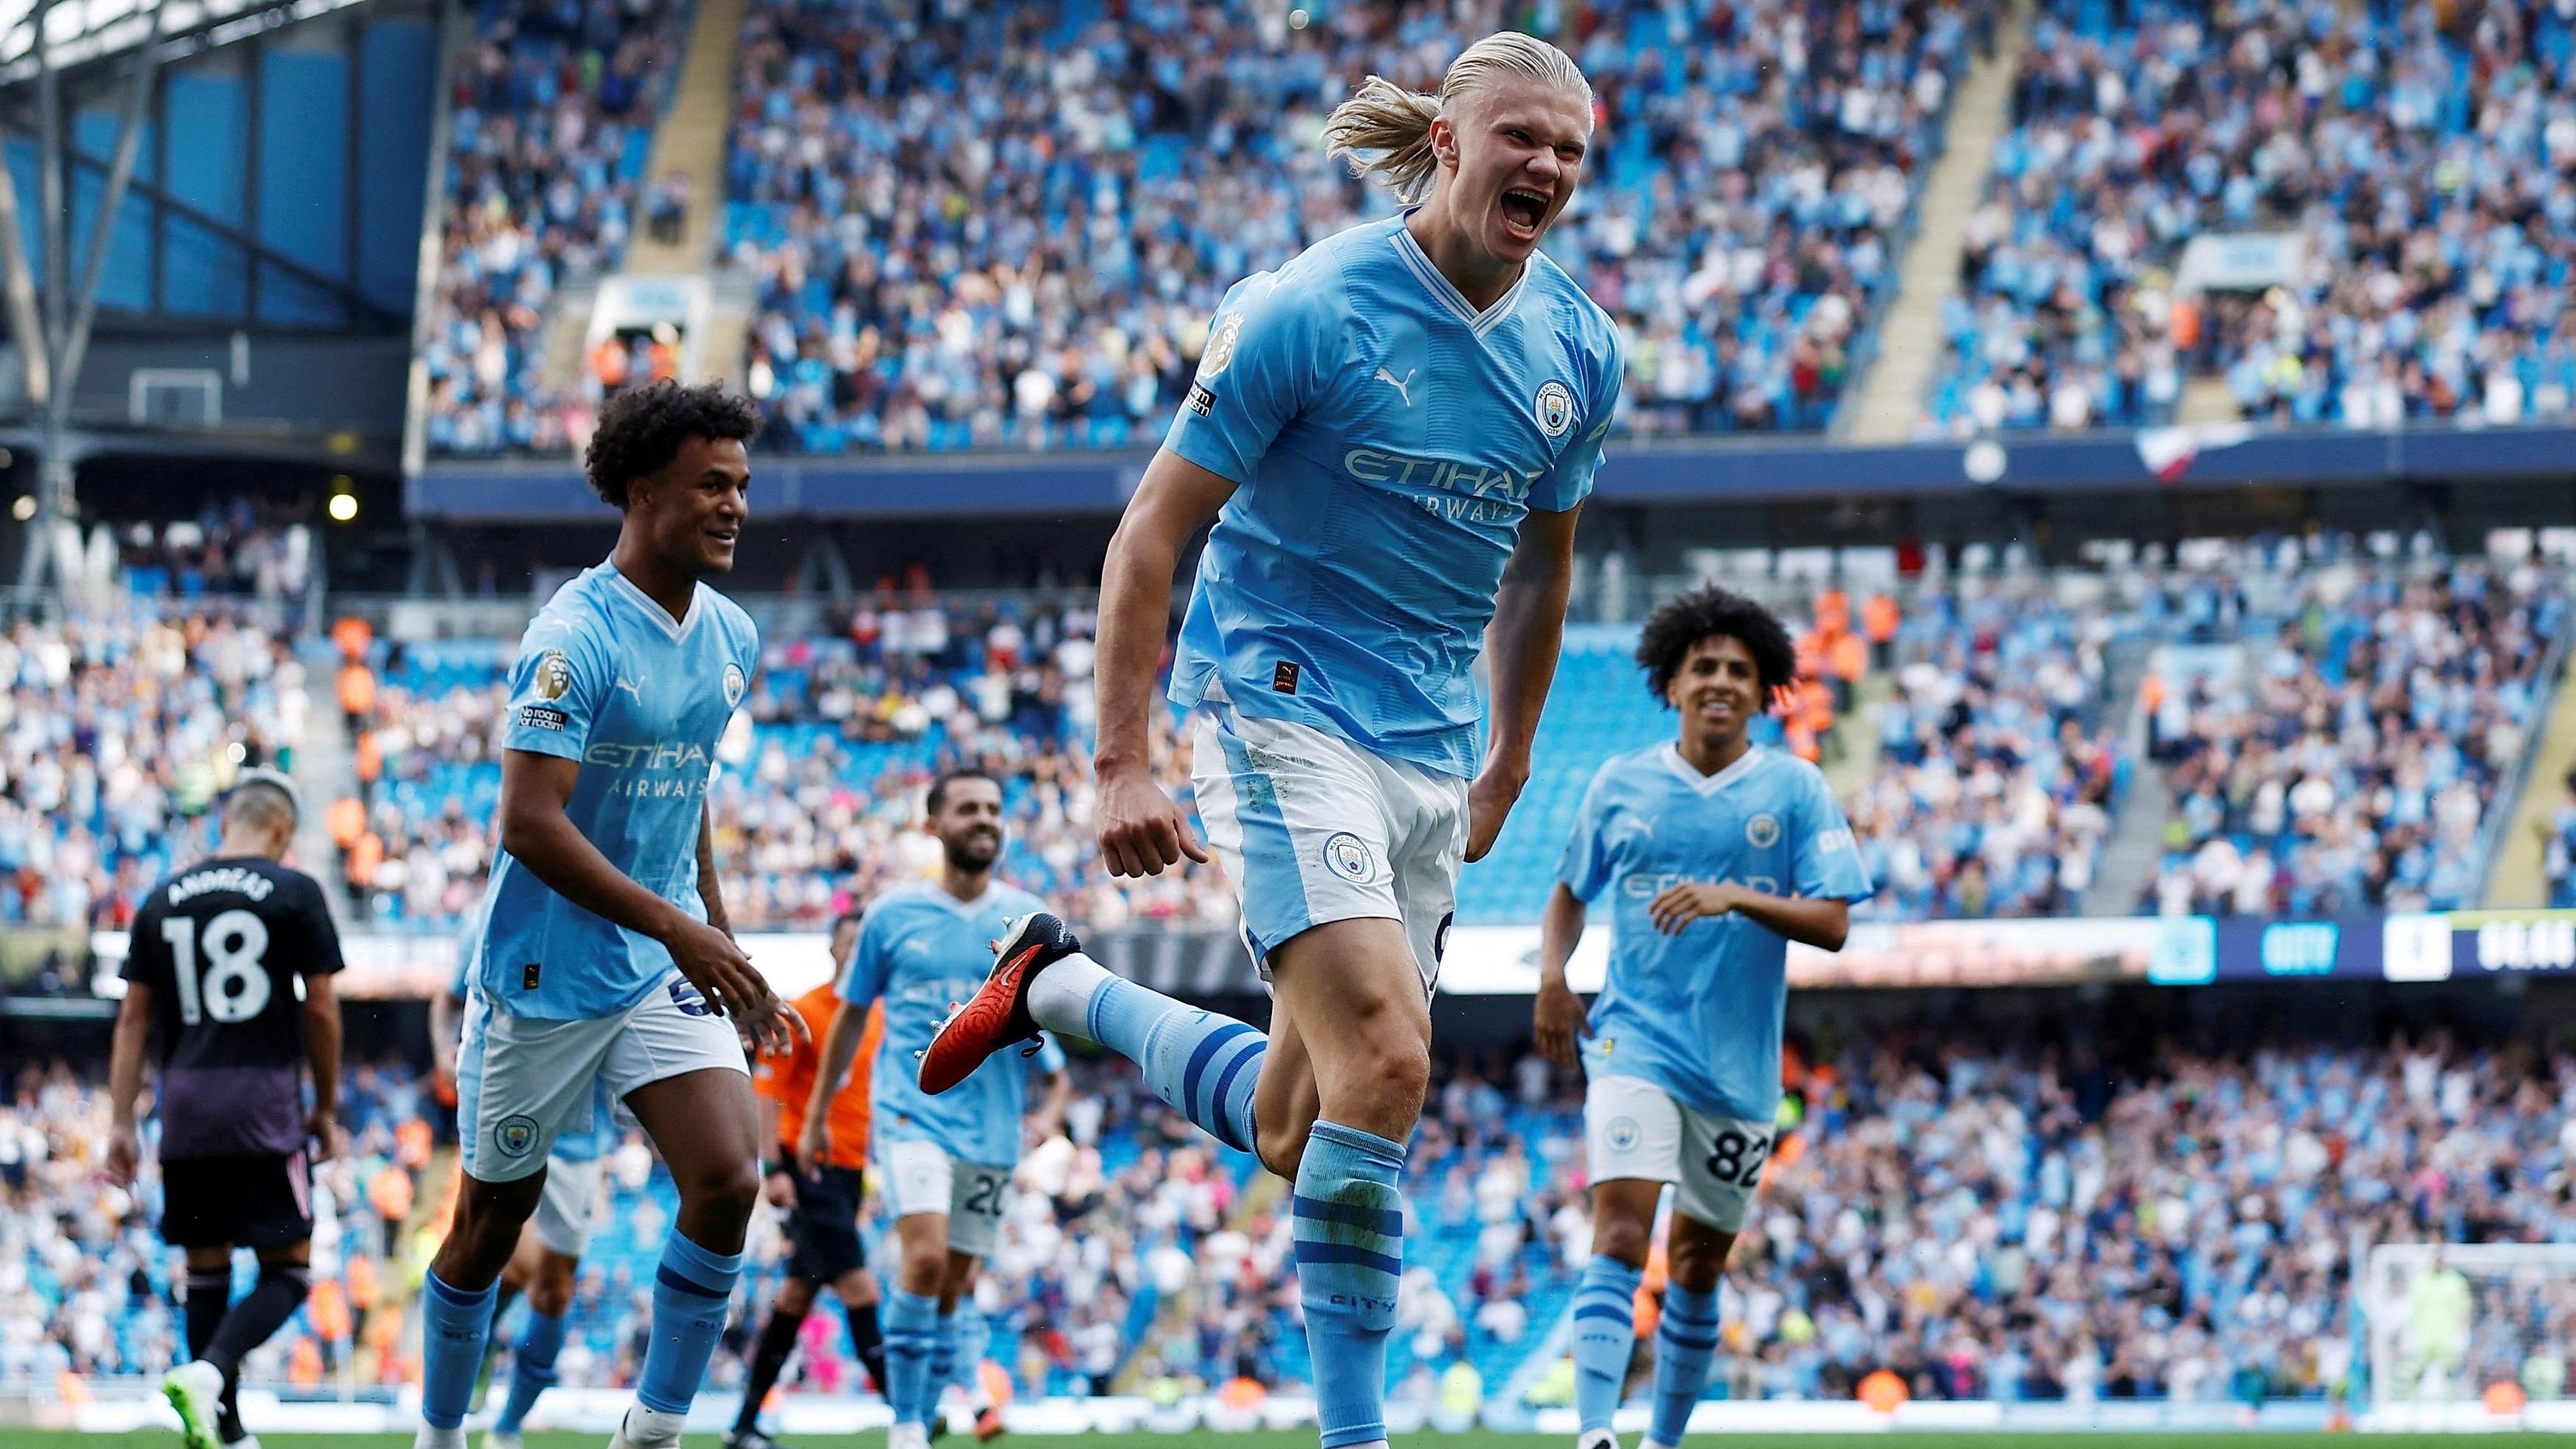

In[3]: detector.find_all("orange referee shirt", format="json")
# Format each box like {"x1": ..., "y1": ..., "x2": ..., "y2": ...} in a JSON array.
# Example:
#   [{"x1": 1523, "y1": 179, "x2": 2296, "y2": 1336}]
[{"x1": 754, "y1": 985, "x2": 881, "y2": 1171}]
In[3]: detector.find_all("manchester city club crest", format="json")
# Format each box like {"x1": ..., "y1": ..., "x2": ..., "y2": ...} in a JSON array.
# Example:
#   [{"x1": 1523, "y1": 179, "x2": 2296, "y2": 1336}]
[
  {"x1": 534, "y1": 648, "x2": 573, "y2": 701},
  {"x1": 1322, "y1": 831, "x2": 1376, "y2": 882},
  {"x1": 1606, "y1": 1116, "x2": 1643, "y2": 1152},
  {"x1": 495, "y1": 1114, "x2": 540, "y2": 1158},
  {"x1": 1746, "y1": 812, "x2": 1781, "y2": 849},
  {"x1": 1199, "y1": 312, "x2": 1245, "y2": 379},
  {"x1": 723, "y1": 661, "x2": 746, "y2": 708},
  {"x1": 1534, "y1": 379, "x2": 1575, "y2": 437}
]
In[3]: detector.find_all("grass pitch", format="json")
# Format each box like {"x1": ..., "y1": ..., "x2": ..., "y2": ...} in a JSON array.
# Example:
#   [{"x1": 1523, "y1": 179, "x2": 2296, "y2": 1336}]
[{"x1": 21, "y1": 1435, "x2": 2576, "y2": 1448}]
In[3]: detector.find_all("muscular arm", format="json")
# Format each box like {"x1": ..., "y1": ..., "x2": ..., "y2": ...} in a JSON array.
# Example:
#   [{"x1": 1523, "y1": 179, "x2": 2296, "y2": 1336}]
[
  {"x1": 107, "y1": 981, "x2": 152, "y2": 1140},
  {"x1": 798, "y1": 999, "x2": 869, "y2": 1168},
  {"x1": 1725, "y1": 890, "x2": 1851, "y2": 952},
  {"x1": 1532, "y1": 882, "x2": 1591, "y2": 1069},
  {"x1": 501, "y1": 750, "x2": 700, "y2": 942},
  {"x1": 500, "y1": 749, "x2": 780, "y2": 1032},
  {"x1": 302, "y1": 971, "x2": 344, "y2": 1156},
  {"x1": 1647, "y1": 880, "x2": 1851, "y2": 951},
  {"x1": 696, "y1": 804, "x2": 732, "y2": 938},
  {"x1": 1468, "y1": 503, "x2": 1584, "y2": 860},
  {"x1": 1093, "y1": 448, "x2": 1239, "y2": 875}
]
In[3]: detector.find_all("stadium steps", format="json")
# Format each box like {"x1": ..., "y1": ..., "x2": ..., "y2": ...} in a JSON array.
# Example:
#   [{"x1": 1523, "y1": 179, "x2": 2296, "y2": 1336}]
[
  {"x1": 1819, "y1": 671, "x2": 1893, "y2": 803},
  {"x1": 623, "y1": 0, "x2": 749, "y2": 277},
  {"x1": 2177, "y1": 376, "x2": 2240, "y2": 425},
  {"x1": 1838, "y1": 0, "x2": 2033, "y2": 443},
  {"x1": 1111, "y1": 1167, "x2": 1287, "y2": 1395},
  {"x1": 537, "y1": 278, "x2": 601, "y2": 400},
  {"x1": 290, "y1": 642, "x2": 364, "y2": 923},
  {"x1": 2481, "y1": 642, "x2": 2576, "y2": 907},
  {"x1": 2085, "y1": 644, "x2": 2171, "y2": 916}
]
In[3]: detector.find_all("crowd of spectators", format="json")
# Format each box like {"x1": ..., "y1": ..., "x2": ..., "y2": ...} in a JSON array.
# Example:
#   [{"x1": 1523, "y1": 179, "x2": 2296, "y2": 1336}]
[
  {"x1": 16, "y1": 1006, "x2": 2576, "y2": 1412},
  {"x1": 0, "y1": 1059, "x2": 439, "y2": 1387},
  {"x1": 0, "y1": 613, "x2": 308, "y2": 936},
  {"x1": 1841, "y1": 581, "x2": 2126, "y2": 918},
  {"x1": 2145, "y1": 556, "x2": 2565, "y2": 916},
  {"x1": 422, "y1": 0, "x2": 689, "y2": 457},
  {"x1": 714, "y1": 0, "x2": 1979, "y2": 454},
  {"x1": 1933, "y1": 0, "x2": 2576, "y2": 435}
]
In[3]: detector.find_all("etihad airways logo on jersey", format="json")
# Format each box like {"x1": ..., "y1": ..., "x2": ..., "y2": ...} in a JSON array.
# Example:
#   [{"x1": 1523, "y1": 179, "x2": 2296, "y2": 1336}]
[
  {"x1": 1341, "y1": 450, "x2": 1540, "y2": 523},
  {"x1": 584, "y1": 740, "x2": 715, "y2": 797},
  {"x1": 1621, "y1": 871, "x2": 1782, "y2": 900}
]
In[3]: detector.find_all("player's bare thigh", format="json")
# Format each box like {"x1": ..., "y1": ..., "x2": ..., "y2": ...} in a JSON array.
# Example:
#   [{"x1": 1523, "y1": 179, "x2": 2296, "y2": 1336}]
[
  {"x1": 623, "y1": 1066, "x2": 762, "y2": 1250},
  {"x1": 1259, "y1": 916, "x2": 1432, "y2": 1170}
]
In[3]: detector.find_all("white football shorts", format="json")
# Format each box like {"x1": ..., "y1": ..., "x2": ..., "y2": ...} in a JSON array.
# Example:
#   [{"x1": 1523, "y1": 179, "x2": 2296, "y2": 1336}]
[
  {"x1": 533, "y1": 1152, "x2": 604, "y2": 1257},
  {"x1": 1189, "y1": 704, "x2": 1468, "y2": 996},
  {"x1": 1584, "y1": 1074, "x2": 1776, "y2": 1233},
  {"x1": 456, "y1": 971, "x2": 747, "y2": 1183},
  {"x1": 879, "y1": 1138, "x2": 1012, "y2": 1258}
]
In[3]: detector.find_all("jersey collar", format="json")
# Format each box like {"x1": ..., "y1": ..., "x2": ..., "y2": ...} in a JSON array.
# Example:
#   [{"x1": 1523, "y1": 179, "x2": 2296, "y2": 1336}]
[
  {"x1": 1662, "y1": 741, "x2": 1765, "y2": 796},
  {"x1": 1390, "y1": 216, "x2": 1529, "y2": 339},
  {"x1": 604, "y1": 563, "x2": 704, "y2": 642}
]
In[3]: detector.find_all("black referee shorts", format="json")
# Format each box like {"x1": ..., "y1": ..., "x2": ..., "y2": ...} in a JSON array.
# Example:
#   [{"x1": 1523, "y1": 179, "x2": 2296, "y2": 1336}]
[
  {"x1": 785, "y1": 1163, "x2": 869, "y2": 1283},
  {"x1": 162, "y1": 1151, "x2": 314, "y2": 1250}
]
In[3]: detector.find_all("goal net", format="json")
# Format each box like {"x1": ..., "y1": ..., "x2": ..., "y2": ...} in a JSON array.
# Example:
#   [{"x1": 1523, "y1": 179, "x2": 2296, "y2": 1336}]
[{"x1": 2363, "y1": 1243, "x2": 2576, "y2": 1423}]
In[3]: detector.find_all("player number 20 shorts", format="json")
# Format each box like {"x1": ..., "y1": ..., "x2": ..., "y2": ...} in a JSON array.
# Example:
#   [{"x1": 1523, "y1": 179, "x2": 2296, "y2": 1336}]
[
  {"x1": 457, "y1": 970, "x2": 748, "y2": 1183},
  {"x1": 1189, "y1": 705, "x2": 1468, "y2": 996},
  {"x1": 880, "y1": 1138, "x2": 1012, "y2": 1258},
  {"x1": 1584, "y1": 1074, "x2": 1774, "y2": 1233}
]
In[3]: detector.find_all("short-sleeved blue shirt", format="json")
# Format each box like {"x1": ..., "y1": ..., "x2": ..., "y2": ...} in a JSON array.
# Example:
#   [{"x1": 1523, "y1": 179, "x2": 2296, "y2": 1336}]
[
  {"x1": 1165, "y1": 214, "x2": 1625, "y2": 777},
  {"x1": 473, "y1": 561, "x2": 760, "y2": 1020},
  {"x1": 1560, "y1": 744, "x2": 1872, "y2": 1121},
  {"x1": 838, "y1": 880, "x2": 1066, "y2": 1169}
]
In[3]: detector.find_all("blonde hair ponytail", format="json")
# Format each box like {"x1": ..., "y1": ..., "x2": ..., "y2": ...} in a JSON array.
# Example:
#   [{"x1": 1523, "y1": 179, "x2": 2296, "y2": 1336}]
[{"x1": 1323, "y1": 32, "x2": 1593, "y2": 204}]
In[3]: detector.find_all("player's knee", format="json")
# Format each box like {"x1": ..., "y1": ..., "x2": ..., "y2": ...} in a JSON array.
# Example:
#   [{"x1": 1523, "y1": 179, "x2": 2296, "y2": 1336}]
[
  {"x1": 1666, "y1": 1233, "x2": 1732, "y2": 1292},
  {"x1": 679, "y1": 1157, "x2": 763, "y2": 1226},
  {"x1": 1591, "y1": 1212, "x2": 1654, "y2": 1269},
  {"x1": 1352, "y1": 1032, "x2": 1431, "y2": 1115},
  {"x1": 528, "y1": 1275, "x2": 574, "y2": 1318}
]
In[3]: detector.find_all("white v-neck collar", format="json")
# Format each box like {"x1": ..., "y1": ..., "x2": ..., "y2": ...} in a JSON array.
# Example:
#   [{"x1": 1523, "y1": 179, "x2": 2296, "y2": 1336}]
[
  {"x1": 1390, "y1": 219, "x2": 1529, "y2": 338},
  {"x1": 1663, "y1": 741, "x2": 1765, "y2": 796},
  {"x1": 606, "y1": 564, "x2": 703, "y2": 642}
]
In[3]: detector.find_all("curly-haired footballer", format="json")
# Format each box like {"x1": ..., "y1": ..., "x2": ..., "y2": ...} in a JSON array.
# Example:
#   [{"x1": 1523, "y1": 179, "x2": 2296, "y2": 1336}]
[
  {"x1": 1534, "y1": 585, "x2": 1871, "y2": 1449},
  {"x1": 415, "y1": 380, "x2": 804, "y2": 1449}
]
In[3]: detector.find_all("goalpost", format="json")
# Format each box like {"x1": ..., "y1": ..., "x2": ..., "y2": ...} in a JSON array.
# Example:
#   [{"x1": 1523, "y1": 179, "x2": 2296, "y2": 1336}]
[{"x1": 2361, "y1": 1243, "x2": 2576, "y2": 1427}]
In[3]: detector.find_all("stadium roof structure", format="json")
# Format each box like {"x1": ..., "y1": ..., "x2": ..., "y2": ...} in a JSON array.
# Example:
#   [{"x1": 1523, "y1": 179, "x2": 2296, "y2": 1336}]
[{"x1": 0, "y1": 0, "x2": 367, "y2": 84}]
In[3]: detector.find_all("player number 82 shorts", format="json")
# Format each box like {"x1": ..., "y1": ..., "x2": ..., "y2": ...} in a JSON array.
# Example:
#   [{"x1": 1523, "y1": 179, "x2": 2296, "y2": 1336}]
[
  {"x1": 1584, "y1": 1073, "x2": 1775, "y2": 1233},
  {"x1": 1189, "y1": 704, "x2": 1468, "y2": 997}
]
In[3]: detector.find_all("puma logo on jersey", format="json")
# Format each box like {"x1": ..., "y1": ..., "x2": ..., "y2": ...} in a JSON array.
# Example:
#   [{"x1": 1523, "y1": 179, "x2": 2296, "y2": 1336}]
[
  {"x1": 1373, "y1": 366, "x2": 1415, "y2": 406},
  {"x1": 612, "y1": 676, "x2": 645, "y2": 702}
]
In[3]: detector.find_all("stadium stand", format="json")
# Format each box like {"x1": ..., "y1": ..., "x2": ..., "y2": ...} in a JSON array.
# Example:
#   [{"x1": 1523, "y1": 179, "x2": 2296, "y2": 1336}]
[
  {"x1": 2142, "y1": 555, "x2": 2567, "y2": 915},
  {"x1": 1930, "y1": 0, "x2": 2576, "y2": 434},
  {"x1": 421, "y1": 0, "x2": 691, "y2": 456},
  {"x1": 28, "y1": 1027, "x2": 2575, "y2": 1406},
  {"x1": 0, "y1": 612, "x2": 310, "y2": 932},
  {"x1": 408, "y1": 0, "x2": 1991, "y2": 457}
]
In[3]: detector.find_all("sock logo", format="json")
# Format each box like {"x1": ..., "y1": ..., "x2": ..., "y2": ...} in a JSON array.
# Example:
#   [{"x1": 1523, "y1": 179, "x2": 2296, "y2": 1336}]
[{"x1": 1330, "y1": 1291, "x2": 1399, "y2": 1314}]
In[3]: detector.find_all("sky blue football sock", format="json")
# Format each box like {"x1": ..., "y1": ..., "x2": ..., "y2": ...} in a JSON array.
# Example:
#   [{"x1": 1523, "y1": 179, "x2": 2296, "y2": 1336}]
[
  {"x1": 1572, "y1": 1255, "x2": 1643, "y2": 1432},
  {"x1": 1077, "y1": 967, "x2": 1264, "y2": 1155},
  {"x1": 929, "y1": 1311, "x2": 957, "y2": 1420},
  {"x1": 1292, "y1": 1121, "x2": 1406, "y2": 1448},
  {"x1": 418, "y1": 1271, "x2": 499, "y2": 1431},
  {"x1": 635, "y1": 1230, "x2": 743, "y2": 1414},
  {"x1": 1649, "y1": 1283, "x2": 1722, "y2": 1446},
  {"x1": 882, "y1": 1289, "x2": 942, "y2": 1429},
  {"x1": 492, "y1": 1308, "x2": 565, "y2": 1434},
  {"x1": 950, "y1": 1303, "x2": 988, "y2": 1397}
]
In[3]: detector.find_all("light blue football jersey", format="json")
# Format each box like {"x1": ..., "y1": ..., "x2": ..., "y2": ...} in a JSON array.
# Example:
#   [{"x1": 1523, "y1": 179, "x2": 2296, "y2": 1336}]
[
  {"x1": 451, "y1": 897, "x2": 611, "y2": 1163},
  {"x1": 839, "y1": 879, "x2": 1066, "y2": 1169},
  {"x1": 1559, "y1": 744, "x2": 1872, "y2": 1122},
  {"x1": 475, "y1": 561, "x2": 760, "y2": 1020},
  {"x1": 1165, "y1": 213, "x2": 1625, "y2": 778}
]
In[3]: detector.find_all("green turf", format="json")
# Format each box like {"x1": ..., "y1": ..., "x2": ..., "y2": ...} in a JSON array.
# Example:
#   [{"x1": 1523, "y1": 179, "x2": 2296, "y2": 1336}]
[{"x1": 21, "y1": 1436, "x2": 2576, "y2": 1448}]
